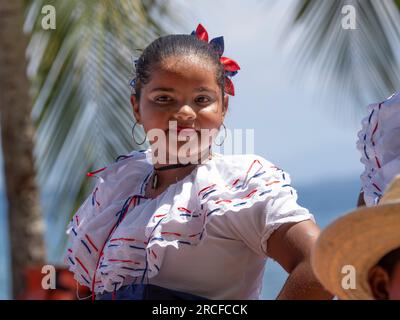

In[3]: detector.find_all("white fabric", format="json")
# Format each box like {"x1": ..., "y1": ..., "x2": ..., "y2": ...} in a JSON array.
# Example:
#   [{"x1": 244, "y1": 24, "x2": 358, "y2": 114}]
[
  {"x1": 65, "y1": 149, "x2": 314, "y2": 299},
  {"x1": 357, "y1": 91, "x2": 400, "y2": 206}
]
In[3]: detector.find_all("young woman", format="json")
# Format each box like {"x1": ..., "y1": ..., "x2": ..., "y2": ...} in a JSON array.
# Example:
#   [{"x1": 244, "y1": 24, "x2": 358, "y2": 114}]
[{"x1": 65, "y1": 24, "x2": 332, "y2": 300}]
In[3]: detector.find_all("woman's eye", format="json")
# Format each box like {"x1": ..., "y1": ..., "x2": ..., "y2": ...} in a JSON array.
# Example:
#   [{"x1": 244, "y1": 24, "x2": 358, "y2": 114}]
[
  {"x1": 155, "y1": 96, "x2": 173, "y2": 103},
  {"x1": 195, "y1": 96, "x2": 211, "y2": 104}
]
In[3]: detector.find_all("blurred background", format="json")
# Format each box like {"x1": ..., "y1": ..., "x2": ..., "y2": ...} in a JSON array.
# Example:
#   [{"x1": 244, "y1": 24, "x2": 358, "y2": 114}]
[{"x1": 0, "y1": 0, "x2": 399, "y2": 299}]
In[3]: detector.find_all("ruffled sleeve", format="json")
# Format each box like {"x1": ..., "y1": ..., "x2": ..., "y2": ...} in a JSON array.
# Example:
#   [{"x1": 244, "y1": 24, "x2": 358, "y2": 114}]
[
  {"x1": 356, "y1": 92, "x2": 400, "y2": 206},
  {"x1": 65, "y1": 150, "x2": 151, "y2": 289},
  {"x1": 212, "y1": 154, "x2": 315, "y2": 257},
  {"x1": 65, "y1": 175, "x2": 112, "y2": 288}
]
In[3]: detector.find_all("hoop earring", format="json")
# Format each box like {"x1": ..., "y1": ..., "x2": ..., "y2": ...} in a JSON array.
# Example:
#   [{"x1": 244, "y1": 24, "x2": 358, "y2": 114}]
[
  {"x1": 131, "y1": 121, "x2": 147, "y2": 145},
  {"x1": 214, "y1": 123, "x2": 227, "y2": 146}
]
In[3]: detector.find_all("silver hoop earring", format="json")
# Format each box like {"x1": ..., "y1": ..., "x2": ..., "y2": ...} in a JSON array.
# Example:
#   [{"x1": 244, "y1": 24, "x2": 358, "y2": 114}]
[
  {"x1": 214, "y1": 123, "x2": 227, "y2": 146},
  {"x1": 131, "y1": 121, "x2": 147, "y2": 145}
]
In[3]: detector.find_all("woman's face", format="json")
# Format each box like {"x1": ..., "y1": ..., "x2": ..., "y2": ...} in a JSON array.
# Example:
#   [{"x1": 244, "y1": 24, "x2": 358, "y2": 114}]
[{"x1": 131, "y1": 54, "x2": 228, "y2": 165}]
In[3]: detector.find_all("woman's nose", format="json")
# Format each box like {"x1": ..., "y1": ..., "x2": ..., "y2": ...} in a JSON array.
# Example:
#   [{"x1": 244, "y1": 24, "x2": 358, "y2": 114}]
[{"x1": 173, "y1": 104, "x2": 197, "y2": 122}]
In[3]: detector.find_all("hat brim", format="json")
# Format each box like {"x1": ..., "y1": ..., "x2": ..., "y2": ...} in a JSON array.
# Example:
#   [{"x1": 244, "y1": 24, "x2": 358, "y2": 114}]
[{"x1": 311, "y1": 202, "x2": 400, "y2": 300}]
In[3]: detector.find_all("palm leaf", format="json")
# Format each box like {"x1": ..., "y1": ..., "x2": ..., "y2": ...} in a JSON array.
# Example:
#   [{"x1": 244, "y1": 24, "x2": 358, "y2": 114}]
[{"x1": 288, "y1": 0, "x2": 400, "y2": 108}]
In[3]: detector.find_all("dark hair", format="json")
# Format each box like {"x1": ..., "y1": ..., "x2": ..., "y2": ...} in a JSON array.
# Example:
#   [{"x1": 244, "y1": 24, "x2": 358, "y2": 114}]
[
  {"x1": 377, "y1": 247, "x2": 400, "y2": 277},
  {"x1": 133, "y1": 34, "x2": 225, "y2": 100}
]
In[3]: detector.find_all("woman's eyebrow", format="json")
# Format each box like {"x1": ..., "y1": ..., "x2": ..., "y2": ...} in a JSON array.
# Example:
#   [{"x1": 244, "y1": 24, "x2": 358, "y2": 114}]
[
  {"x1": 150, "y1": 87, "x2": 175, "y2": 92},
  {"x1": 194, "y1": 86, "x2": 216, "y2": 93},
  {"x1": 150, "y1": 87, "x2": 216, "y2": 93}
]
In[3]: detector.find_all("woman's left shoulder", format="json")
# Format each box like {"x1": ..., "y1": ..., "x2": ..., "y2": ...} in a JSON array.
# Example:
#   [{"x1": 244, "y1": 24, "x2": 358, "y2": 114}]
[{"x1": 213, "y1": 153, "x2": 287, "y2": 180}]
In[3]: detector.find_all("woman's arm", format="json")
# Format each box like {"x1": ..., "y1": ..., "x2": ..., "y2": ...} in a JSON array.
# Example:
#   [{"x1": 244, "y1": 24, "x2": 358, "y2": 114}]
[
  {"x1": 357, "y1": 191, "x2": 366, "y2": 207},
  {"x1": 266, "y1": 220, "x2": 333, "y2": 299}
]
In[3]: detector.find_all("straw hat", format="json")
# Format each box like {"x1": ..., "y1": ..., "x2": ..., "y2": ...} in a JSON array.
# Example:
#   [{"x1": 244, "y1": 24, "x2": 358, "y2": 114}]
[{"x1": 312, "y1": 175, "x2": 400, "y2": 300}]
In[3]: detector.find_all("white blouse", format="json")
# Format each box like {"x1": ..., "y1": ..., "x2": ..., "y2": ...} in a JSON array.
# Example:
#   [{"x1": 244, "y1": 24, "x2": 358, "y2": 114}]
[{"x1": 65, "y1": 149, "x2": 314, "y2": 299}]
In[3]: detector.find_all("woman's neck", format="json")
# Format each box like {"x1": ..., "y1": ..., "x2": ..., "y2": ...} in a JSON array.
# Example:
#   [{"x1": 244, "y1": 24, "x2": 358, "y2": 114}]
[
  {"x1": 154, "y1": 164, "x2": 197, "y2": 189},
  {"x1": 145, "y1": 149, "x2": 211, "y2": 198}
]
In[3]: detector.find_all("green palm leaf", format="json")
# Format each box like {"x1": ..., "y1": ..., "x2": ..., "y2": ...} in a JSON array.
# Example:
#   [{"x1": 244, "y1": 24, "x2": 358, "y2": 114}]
[{"x1": 288, "y1": 0, "x2": 400, "y2": 108}]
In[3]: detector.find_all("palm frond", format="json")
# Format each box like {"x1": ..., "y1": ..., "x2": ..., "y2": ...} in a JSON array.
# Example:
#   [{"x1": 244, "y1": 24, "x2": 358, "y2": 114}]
[
  {"x1": 287, "y1": 0, "x2": 400, "y2": 109},
  {"x1": 24, "y1": 0, "x2": 180, "y2": 261}
]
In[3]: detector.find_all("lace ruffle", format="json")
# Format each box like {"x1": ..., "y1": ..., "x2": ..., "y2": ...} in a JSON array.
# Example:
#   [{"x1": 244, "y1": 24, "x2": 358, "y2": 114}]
[{"x1": 356, "y1": 92, "x2": 400, "y2": 206}]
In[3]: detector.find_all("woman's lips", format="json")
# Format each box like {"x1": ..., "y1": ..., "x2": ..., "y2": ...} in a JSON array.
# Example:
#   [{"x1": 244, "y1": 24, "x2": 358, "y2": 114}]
[{"x1": 176, "y1": 126, "x2": 198, "y2": 135}]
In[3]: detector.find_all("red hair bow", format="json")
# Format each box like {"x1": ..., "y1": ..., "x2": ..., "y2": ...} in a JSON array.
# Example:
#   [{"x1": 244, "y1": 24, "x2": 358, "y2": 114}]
[{"x1": 191, "y1": 23, "x2": 240, "y2": 96}]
